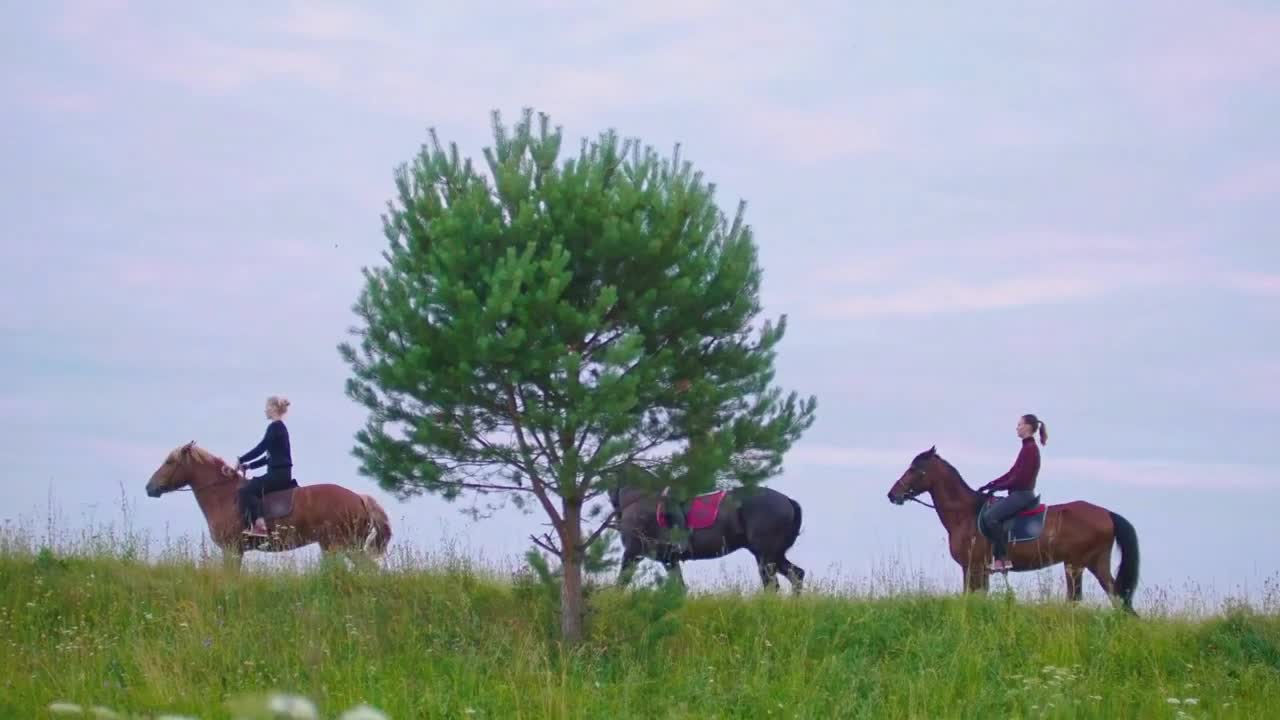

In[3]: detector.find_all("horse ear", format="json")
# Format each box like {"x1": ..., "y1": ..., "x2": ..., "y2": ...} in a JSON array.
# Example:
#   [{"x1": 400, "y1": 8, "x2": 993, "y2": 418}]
[{"x1": 929, "y1": 445, "x2": 937, "y2": 456}]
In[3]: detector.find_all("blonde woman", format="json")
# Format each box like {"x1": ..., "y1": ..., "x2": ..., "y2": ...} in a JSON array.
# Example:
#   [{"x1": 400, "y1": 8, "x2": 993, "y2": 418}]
[{"x1": 236, "y1": 395, "x2": 294, "y2": 537}]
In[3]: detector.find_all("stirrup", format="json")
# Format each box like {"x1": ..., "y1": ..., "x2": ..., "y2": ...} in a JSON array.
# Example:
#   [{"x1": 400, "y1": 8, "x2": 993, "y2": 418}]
[{"x1": 242, "y1": 524, "x2": 269, "y2": 538}]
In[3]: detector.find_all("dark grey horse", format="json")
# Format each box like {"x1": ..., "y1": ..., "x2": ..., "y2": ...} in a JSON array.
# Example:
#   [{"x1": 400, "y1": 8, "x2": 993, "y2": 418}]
[{"x1": 608, "y1": 479, "x2": 806, "y2": 593}]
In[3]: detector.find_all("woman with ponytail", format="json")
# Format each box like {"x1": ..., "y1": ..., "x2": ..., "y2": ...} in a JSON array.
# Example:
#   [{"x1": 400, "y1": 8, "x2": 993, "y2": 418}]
[
  {"x1": 978, "y1": 413, "x2": 1048, "y2": 572},
  {"x1": 236, "y1": 395, "x2": 294, "y2": 537}
]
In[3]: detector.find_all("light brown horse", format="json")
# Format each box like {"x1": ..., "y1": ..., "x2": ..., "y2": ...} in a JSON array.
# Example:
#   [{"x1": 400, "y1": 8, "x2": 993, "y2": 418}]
[
  {"x1": 887, "y1": 446, "x2": 1139, "y2": 612},
  {"x1": 144, "y1": 441, "x2": 392, "y2": 570}
]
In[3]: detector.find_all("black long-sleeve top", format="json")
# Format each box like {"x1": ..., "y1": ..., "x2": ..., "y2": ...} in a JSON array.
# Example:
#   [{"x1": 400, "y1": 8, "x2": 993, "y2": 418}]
[{"x1": 238, "y1": 420, "x2": 292, "y2": 469}]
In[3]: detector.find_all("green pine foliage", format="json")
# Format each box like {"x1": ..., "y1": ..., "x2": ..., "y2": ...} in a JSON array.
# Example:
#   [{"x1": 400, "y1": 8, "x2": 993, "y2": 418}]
[{"x1": 339, "y1": 109, "x2": 816, "y2": 640}]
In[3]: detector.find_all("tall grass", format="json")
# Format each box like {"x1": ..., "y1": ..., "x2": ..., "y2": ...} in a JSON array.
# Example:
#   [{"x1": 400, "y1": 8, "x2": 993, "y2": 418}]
[{"x1": 2, "y1": 518, "x2": 1278, "y2": 720}]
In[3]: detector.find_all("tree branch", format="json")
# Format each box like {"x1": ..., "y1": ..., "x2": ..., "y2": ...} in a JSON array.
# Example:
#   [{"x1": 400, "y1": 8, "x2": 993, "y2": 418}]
[
  {"x1": 505, "y1": 382, "x2": 564, "y2": 527},
  {"x1": 579, "y1": 514, "x2": 618, "y2": 552},
  {"x1": 530, "y1": 532, "x2": 562, "y2": 558}
]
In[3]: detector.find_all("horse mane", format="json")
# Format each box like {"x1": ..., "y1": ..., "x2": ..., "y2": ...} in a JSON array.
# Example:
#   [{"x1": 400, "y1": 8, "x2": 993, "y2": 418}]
[
  {"x1": 915, "y1": 447, "x2": 976, "y2": 493},
  {"x1": 171, "y1": 443, "x2": 233, "y2": 471}
]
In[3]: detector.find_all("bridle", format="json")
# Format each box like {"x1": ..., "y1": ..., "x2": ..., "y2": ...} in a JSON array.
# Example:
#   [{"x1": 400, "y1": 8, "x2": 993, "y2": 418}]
[{"x1": 898, "y1": 467, "x2": 936, "y2": 509}]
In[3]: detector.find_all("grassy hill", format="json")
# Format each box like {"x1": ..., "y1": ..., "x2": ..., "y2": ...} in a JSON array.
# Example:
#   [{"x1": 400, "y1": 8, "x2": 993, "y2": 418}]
[{"x1": 2, "y1": 542, "x2": 1278, "y2": 719}]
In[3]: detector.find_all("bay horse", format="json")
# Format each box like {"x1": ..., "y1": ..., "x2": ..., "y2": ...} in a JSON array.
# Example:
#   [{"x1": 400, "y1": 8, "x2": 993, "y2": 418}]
[
  {"x1": 608, "y1": 465, "x2": 805, "y2": 593},
  {"x1": 887, "y1": 446, "x2": 1139, "y2": 613},
  {"x1": 144, "y1": 441, "x2": 392, "y2": 570}
]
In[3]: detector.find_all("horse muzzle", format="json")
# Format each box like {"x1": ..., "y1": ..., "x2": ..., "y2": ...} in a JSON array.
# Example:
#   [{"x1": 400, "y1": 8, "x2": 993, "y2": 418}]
[{"x1": 145, "y1": 484, "x2": 163, "y2": 498}]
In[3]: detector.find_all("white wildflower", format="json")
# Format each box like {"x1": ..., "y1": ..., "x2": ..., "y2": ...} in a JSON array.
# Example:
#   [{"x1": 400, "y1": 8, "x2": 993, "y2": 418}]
[
  {"x1": 339, "y1": 705, "x2": 389, "y2": 720},
  {"x1": 90, "y1": 707, "x2": 122, "y2": 719},
  {"x1": 48, "y1": 702, "x2": 84, "y2": 715},
  {"x1": 267, "y1": 693, "x2": 319, "y2": 720},
  {"x1": 1183, "y1": 698, "x2": 1199, "y2": 706},
  {"x1": 1166, "y1": 698, "x2": 1182, "y2": 705}
]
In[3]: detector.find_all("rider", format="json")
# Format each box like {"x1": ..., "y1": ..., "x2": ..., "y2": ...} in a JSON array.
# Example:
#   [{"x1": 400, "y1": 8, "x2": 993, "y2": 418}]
[
  {"x1": 661, "y1": 486, "x2": 691, "y2": 556},
  {"x1": 236, "y1": 395, "x2": 294, "y2": 538},
  {"x1": 978, "y1": 413, "x2": 1047, "y2": 572}
]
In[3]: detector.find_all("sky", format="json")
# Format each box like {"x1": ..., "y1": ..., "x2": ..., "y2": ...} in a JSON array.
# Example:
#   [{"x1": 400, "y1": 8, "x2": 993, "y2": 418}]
[{"x1": 2, "y1": 1, "x2": 1278, "y2": 608}]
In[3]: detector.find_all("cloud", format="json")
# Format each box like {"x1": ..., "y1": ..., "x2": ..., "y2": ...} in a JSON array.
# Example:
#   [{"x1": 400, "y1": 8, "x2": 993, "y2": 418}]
[
  {"x1": 790, "y1": 442, "x2": 1275, "y2": 489},
  {"x1": 1203, "y1": 162, "x2": 1280, "y2": 206},
  {"x1": 798, "y1": 227, "x2": 1277, "y2": 319},
  {"x1": 815, "y1": 270, "x2": 1122, "y2": 318},
  {"x1": 1118, "y1": 5, "x2": 1280, "y2": 131}
]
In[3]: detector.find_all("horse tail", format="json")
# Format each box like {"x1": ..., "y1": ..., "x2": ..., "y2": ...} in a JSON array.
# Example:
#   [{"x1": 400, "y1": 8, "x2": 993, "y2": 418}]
[
  {"x1": 359, "y1": 494, "x2": 393, "y2": 558},
  {"x1": 1108, "y1": 511, "x2": 1140, "y2": 614},
  {"x1": 784, "y1": 497, "x2": 803, "y2": 551}
]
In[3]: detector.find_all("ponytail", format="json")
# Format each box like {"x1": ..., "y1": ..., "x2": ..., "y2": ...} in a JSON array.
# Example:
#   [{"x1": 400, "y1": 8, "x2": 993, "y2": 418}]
[{"x1": 1022, "y1": 413, "x2": 1048, "y2": 445}]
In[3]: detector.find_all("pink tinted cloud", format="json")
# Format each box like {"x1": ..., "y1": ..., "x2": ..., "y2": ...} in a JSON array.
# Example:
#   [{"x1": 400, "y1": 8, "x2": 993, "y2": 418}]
[
  {"x1": 1203, "y1": 162, "x2": 1280, "y2": 206},
  {"x1": 791, "y1": 442, "x2": 1274, "y2": 489},
  {"x1": 1122, "y1": 5, "x2": 1280, "y2": 130}
]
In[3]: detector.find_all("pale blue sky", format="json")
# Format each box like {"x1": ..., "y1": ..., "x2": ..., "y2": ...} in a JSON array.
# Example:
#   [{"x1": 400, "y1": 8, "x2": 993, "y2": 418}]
[{"x1": 2, "y1": 1, "x2": 1277, "y2": 606}]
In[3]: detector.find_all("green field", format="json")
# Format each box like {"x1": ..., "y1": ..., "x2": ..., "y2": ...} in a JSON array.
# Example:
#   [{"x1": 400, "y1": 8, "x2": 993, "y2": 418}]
[{"x1": 2, "y1": 525, "x2": 1278, "y2": 720}]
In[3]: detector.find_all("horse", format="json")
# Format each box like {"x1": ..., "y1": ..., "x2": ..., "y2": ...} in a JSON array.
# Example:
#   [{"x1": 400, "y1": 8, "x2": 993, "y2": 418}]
[
  {"x1": 887, "y1": 446, "x2": 1139, "y2": 612},
  {"x1": 608, "y1": 465, "x2": 806, "y2": 593},
  {"x1": 144, "y1": 441, "x2": 392, "y2": 570}
]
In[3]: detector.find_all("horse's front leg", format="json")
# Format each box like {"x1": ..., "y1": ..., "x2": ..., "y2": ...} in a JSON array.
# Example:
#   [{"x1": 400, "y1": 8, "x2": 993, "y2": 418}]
[
  {"x1": 663, "y1": 560, "x2": 686, "y2": 589},
  {"x1": 617, "y1": 549, "x2": 642, "y2": 587},
  {"x1": 963, "y1": 563, "x2": 989, "y2": 593},
  {"x1": 222, "y1": 547, "x2": 243, "y2": 574}
]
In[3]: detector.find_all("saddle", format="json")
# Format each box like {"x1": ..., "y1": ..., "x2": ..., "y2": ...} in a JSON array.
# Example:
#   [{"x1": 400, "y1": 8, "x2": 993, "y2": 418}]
[
  {"x1": 977, "y1": 494, "x2": 1047, "y2": 544},
  {"x1": 237, "y1": 475, "x2": 300, "y2": 520},
  {"x1": 656, "y1": 489, "x2": 728, "y2": 531}
]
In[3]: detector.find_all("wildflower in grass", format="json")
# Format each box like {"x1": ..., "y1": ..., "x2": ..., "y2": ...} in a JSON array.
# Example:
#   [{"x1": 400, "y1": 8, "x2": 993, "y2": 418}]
[
  {"x1": 1183, "y1": 698, "x2": 1199, "y2": 705},
  {"x1": 339, "y1": 705, "x2": 390, "y2": 720},
  {"x1": 49, "y1": 702, "x2": 84, "y2": 715},
  {"x1": 1167, "y1": 697, "x2": 1182, "y2": 704},
  {"x1": 89, "y1": 707, "x2": 122, "y2": 719}
]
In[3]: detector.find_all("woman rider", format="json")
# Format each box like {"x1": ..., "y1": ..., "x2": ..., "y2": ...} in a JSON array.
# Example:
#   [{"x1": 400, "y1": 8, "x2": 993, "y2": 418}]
[
  {"x1": 978, "y1": 413, "x2": 1048, "y2": 572},
  {"x1": 236, "y1": 395, "x2": 294, "y2": 537}
]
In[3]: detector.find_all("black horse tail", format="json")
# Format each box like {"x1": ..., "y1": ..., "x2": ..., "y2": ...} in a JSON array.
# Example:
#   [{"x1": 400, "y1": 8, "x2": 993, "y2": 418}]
[
  {"x1": 1109, "y1": 511, "x2": 1140, "y2": 614},
  {"x1": 784, "y1": 498, "x2": 803, "y2": 551}
]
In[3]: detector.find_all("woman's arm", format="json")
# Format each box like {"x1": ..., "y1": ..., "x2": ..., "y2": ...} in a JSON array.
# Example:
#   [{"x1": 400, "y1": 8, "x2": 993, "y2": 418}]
[{"x1": 238, "y1": 424, "x2": 275, "y2": 464}]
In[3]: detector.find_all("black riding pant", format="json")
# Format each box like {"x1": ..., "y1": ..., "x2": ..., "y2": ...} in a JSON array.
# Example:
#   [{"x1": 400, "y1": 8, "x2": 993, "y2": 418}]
[
  {"x1": 239, "y1": 466, "x2": 293, "y2": 526},
  {"x1": 987, "y1": 490, "x2": 1038, "y2": 560}
]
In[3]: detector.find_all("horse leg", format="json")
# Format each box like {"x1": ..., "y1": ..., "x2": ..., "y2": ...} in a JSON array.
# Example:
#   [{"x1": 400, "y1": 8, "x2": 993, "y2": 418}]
[
  {"x1": 222, "y1": 547, "x2": 243, "y2": 574},
  {"x1": 1086, "y1": 552, "x2": 1119, "y2": 604},
  {"x1": 1065, "y1": 564, "x2": 1084, "y2": 603},
  {"x1": 777, "y1": 557, "x2": 805, "y2": 595},
  {"x1": 663, "y1": 560, "x2": 686, "y2": 589},
  {"x1": 754, "y1": 553, "x2": 781, "y2": 592},
  {"x1": 617, "y1": 550, "x2": 641, "y2": 587},
  {"x1": 963, "y1": 564, "x2": 989, "y2": 593}
]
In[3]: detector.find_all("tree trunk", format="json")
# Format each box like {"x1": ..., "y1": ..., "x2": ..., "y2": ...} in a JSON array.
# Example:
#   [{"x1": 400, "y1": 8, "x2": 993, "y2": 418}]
[{"x1": 559, "y1": 499, "x2": 585, "y2": 644}]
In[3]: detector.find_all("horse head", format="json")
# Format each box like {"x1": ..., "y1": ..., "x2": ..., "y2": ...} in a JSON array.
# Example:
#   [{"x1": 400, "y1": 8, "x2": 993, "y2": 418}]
[
  {"x1": 145, "y1": 441, "x2": 233, "y2": 497},
  {"x1": 887, "y1": 445, "x2": 940, "y2": 505}
]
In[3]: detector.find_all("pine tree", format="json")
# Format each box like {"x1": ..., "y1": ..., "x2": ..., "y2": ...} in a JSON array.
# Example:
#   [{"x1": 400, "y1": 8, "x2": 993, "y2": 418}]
[{"x1": 339, "y1": 109, "x2": 817, "y2": 643}]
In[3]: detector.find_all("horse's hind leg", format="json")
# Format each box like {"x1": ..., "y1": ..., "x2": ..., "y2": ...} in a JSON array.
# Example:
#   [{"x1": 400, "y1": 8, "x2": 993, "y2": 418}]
[
  {"x1": 1086, "y1": 552, "x2": 1118, "y2": 602},
  {"x1": 754, "y1": 554, "x2": 781, "y2": 592},
  {"x1": 777, "y1": 557, "x2": 805, "y2": 595},
  {"x1": 1065, "y1": 564, "x2": 1084, "y2": 603}
]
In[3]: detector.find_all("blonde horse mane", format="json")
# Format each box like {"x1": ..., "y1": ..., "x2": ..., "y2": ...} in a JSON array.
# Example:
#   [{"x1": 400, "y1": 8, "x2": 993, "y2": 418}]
[{"x1": 171, "y1": 442, "x2": 237, "y2": 476}]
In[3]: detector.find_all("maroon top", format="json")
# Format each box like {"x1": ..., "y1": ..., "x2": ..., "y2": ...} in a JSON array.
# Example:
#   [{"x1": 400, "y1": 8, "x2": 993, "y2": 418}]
[{"x1": 984, "y1": 436, "x2": 1040, "y2": 492}]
